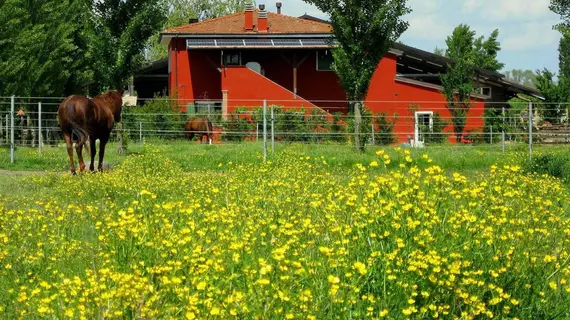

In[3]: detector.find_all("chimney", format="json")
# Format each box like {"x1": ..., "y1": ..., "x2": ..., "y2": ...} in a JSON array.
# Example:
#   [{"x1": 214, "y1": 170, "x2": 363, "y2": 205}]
[
  {"x1": 276, "y1": 2, "x2": 282, "y2": 14},
  {"x1": 244, "y1": 3, "x2": 254, "y2": 31},
  {"x1": 258, "y1": 4, "x2": 268, "y2": 32}
]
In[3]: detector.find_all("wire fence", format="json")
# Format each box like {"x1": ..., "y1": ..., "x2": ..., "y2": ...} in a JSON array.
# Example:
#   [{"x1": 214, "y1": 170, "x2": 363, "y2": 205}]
[{"x1": 2, "y1": 96, "x2": 570, "y2": 164}]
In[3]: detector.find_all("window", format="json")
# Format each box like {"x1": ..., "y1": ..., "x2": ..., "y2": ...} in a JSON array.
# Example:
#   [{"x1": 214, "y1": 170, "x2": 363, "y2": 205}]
[
  {"x1": 317, "y1": 50, "x2": 334, "y2": 71},
  {"x1": 222, "y1": 51, "x2": 242, "y2": 66},
  {"x1": 477, "y1": 87, "x2": 492, "y2": 97}
]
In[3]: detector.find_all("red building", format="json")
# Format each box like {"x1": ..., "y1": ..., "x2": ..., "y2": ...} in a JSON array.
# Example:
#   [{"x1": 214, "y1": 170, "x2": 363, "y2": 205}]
[{"x1": 157, "y1": 4, "x2": 540, "y2": 143}]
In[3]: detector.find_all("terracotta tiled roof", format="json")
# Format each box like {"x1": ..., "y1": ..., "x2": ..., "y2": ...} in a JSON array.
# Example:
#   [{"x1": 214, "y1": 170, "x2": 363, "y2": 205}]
[{"x1": 162, "y1": 11, "x2": 333, "y2": 35}]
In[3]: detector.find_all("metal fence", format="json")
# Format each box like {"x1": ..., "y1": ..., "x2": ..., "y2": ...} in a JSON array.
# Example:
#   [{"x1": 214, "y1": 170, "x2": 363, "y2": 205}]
[{"x1": 2, "y1": 96, "x2": 569, "y2": 165}]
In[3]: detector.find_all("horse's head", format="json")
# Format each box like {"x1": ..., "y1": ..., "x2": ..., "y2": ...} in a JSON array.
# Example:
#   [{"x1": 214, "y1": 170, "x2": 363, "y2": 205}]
[{"x1": 106, "y1": 90, "x2": 124, "y2": 123}]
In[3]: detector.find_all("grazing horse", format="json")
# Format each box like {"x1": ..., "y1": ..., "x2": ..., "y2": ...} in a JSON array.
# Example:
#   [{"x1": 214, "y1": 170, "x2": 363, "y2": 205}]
[
  {"x1": 185, "y1": 118, "x2": 213, "y2": 144},
  {"x1": 58, "y1": 90, "x2": 123, "y2": 174}
]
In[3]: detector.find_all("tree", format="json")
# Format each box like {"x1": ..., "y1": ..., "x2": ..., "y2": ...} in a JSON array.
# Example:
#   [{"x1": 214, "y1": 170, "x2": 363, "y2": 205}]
[
  {"x1": 0, "y1": 0, "x2": 91, "y2": 98},
  {"x1": 302, "y1": 0, "x2": 411, "y2": 151},
  {"x1": 147, "y1": 0, "x2": 250, "y2": 61},
  {"x1": 440, "y1": 25, "x2": 505, "y2": 142},
  {"x1": 534, "y1": 69, "x2": 568, "y2": 124},
  {"x1": 87, "y1": 0, "x2": 167, "y2": 91},
  {"x1": 441, "y1": 58, "x2": 474, "y2": 142},
  {"x1": 434, "y1": 47, "x2": 445, "y2": 56},
  {"x1": 473, "y1": 29, "x2": 504, "y2": 72},
  {"x1": 504, "y1": 69, "x2": 538, "y2": 88}
]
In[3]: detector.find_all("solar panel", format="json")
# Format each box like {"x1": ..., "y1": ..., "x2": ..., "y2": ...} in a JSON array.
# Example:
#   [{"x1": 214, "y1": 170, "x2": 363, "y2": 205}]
[
  {"x1": 186, "y1": 39, "x2": 215, "y2": 47},
  {"x1": 216, "y1": 39, "x2": 245, "y2": 47},
  {"x1": 244, "y1": 39, "x2": 273, "y2": 46},
  {"x1": 301, "y1": 39, "x2": 330, "y2": 46},
  {"x1": 272, "y1": 39, "x2": 302, "y2": 46}
]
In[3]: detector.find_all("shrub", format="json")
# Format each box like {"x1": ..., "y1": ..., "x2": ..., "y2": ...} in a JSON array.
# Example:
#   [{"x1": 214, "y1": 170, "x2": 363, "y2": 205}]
[
  {"x1": 330, "y1": 112, "x2": 348, "y2": 143},
  {"x1": 422, "y1": 112, "x2": 449, "y2": 144},
  {"x1": 373, "y1": 112, "x2": 397, "y2": 145},
  {"x1": 523, "y1": 153, "x2": 570, "y2": 181},
  {"x1": 223, "y1": 108, "x2": 255, "y2": 142}
]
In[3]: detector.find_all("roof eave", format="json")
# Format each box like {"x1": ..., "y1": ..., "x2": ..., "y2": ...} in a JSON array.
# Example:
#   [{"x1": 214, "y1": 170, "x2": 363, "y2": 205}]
[{"x1": 159, "y1": 32, "x2": 334, "y2": 45}]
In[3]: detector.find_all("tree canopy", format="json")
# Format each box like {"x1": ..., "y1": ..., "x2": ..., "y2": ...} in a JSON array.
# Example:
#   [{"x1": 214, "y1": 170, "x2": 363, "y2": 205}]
[
  {"x1": 302, "y1": 0, "x2": 411, "y2": 151},
  {"x1": 504, "y1": 69, "x2": 538, "y2": 88},
  {"x1": 0, "y1": 0, "x2": 91, "y2": 98},
  {"x1": 443, "y1": 24, "x2": 504, "y2": 72},
  {"x1": 88, "y1": 0, "x2": 167, "y2": 92}
]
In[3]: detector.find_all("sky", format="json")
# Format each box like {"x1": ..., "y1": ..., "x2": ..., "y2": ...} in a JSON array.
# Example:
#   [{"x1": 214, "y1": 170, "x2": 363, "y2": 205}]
[{"x1": 276, "y1": 0, "x2": 562, "y2": 73}]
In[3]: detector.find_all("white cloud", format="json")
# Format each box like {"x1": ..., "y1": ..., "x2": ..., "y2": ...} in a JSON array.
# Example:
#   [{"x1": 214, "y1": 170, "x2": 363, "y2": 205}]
[
  {"x1": 502, "y1": 21, "x2": 560, "y2": 51},
  {"x1": 405, "y1": 14, "x2": 454, "y2": 40},
  {"x1": 462, "y1": 0, "x2": 552, "y2": 20}
]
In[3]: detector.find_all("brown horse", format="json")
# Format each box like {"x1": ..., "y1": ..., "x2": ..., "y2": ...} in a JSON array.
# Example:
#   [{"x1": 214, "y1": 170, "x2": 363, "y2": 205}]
[
  {"x1": 58, "y1": 90, "x2": 123, "y2": 174},
  {"x1": 185, "y1": 118, "x2": 213, "y2": 144}
]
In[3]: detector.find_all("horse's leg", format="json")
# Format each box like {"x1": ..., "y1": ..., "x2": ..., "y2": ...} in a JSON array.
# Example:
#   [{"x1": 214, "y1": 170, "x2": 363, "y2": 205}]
[
  {"x1": 63, "y1": 133, "x2": 76, "y2": 175},
  {"x1": 98, "y1": 137, "x2": 108, "y2": 172},
  {"x1": 76, "y1": 143, "x2": 86, "y2": 172},
  {"x1": 89, "y1": 137, "x2": 97, "y2": 172}
]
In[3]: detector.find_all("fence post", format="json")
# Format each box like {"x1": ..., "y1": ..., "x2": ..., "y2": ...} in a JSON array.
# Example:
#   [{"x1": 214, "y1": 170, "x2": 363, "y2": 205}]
[
  {"x1": 10, "y1": 96, "x2": 15, "y2": 164},
  {"x1": 38, "y1": 102, "x2": 42, "y2": 155},
  {"x1": 490, "y1": 126, "x2": 493, "y2": 144},
  {"x1": 256, "y1": 123, "x2": 259, "y2": 141},
  {"x1": 371, "y1": 121, "x2": 375, "y2": 145},
  {"x1": 263, "y1": 100, "x2": 267, "y2": 162},
  {"x1": 271, "y1": 104, "x2": 275, "y2": 152},
  {"x1": 529, "y1": 101, "x2": 533, "y2": 161},
  {"x1": 501, "y1": 106, "x2": 505, "y2": 153},
  {"x1": 139, "y1": 121, "x2": 142, "y2": 143}
]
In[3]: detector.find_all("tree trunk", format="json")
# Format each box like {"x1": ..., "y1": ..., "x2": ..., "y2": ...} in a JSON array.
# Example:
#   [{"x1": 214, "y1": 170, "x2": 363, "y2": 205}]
[{"x1": 354, "y1": 102, "x2": 362, "y2": 152}]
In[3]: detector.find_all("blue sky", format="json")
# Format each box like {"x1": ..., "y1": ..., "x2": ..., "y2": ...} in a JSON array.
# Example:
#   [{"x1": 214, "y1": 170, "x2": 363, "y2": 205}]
[{"x1": 277, "y1": 0, "x2": 562, "y2": 73}]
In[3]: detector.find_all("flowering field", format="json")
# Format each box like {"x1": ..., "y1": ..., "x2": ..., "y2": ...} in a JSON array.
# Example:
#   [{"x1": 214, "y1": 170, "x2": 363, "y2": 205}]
[{"x1": 0, "y1": 148, "x2": 569, "y2": 319}]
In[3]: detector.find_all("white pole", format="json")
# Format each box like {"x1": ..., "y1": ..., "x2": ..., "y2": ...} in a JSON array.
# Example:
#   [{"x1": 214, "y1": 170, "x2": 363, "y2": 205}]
[
  {"x1": 502, "y1": 106, "x2": 506, "y2": 153},
  {"x1": 263, "y1": 100, "x2": 267, "y2": 162},
  {"x1": 271, "y1": 104, "x2": 275, "y2": 152},
  {"x1": 529, "y1": 102, "x2": 533, "y2": 161},
  {"x1": 38, "y1": 102, "x2": 42, "y2": 155},
  {"x1": 413, "y1": 112, "x2": 419, "y2": 147},
  {"x1": 139, "y1": 121, "x2": 142, "y2": 143},
  {"x1": 371, "y1": 121, "x2": 375, "y2": 145},
  {"x1": 490, "y1": 125, "x2": 493, "y2": 144},
  {"x1": 10, "y1": 96, "x2": 15, "y2": 164}
]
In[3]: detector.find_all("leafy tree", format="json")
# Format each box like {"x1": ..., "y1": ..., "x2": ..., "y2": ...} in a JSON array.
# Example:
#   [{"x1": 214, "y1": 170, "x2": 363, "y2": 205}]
[
  {"x1": 302, "y1": 0, "x2": 411, "y2": 151},
  {"x1": 147, "y1": 0, "x2": 250, "y2": 61},
  {"x1": 440, "y1": 24, "x2": 505, "y2": 142},
  {"x1": 87, "y1": 0, "x2": 167, "y2": 91},
  {"x1": 504, "y1": 69, "x2": 538, "y2": 88},
  {"x1": 441, "y1": 58, "x2": 473, "y2": 142},
  {"x1": 433, "y1": 47, "x2": 445, "y2": 56},
  {"x1": 473, "y1": 29, "x2": 504, "y2": 72},
  {"x1": 0, "y1": 0, "x2": 90, "y2": 98},
  {"x1": 445, "y1": 24, "x2": 476, "y2": 61},
  {"x1": 534, "y1": 69, "x2": 568, "y2": 124}
]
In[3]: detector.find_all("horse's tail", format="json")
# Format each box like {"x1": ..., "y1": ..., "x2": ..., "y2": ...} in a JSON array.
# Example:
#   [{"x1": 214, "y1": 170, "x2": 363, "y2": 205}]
[{"x1": 64, "y1": 100, "x2": 89, "y2": 147}]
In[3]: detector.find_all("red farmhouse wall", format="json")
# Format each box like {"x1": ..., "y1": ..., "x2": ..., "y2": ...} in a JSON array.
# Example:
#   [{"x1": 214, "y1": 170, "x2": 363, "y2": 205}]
[
  {"x1": 221, "y1": 66, "x2": 319, "y2": 111},
  {"x1": 365, "y1": 54, "x2": 485, "y2": 143},
  {"x1": 169, "y1": 39, "x2": 485, "y2": 143}
]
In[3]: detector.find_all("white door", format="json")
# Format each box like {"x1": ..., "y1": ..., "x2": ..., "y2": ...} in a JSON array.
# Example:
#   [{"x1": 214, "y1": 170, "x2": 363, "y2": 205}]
[{"x1": 414, "y1": 111, "x2": 434, "y2": 146}]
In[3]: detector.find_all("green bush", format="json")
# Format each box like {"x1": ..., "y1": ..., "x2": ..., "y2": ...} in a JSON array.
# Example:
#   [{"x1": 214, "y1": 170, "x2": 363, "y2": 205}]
[
  {"x1": 524, "y1": 153, "x2": 570, "y2": 181},
  {"x1": 223, "y1": 108, "x2": 255, "y2": 142},
  {"x1": 330, "y1": 112, "x2": 348, "y2": 143},
  {"x1": 123, "y1": 94, "x2": 185, "y2": 140},
  {"x1": 373, "y1": 112, "x2": 397, "y2": 145},
  {"x1": 274, "y1": 107, "x2": 308, "y2": 142},
  {"x1": 422, "y1": 112, "x2": 449, "y2": 144}
]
